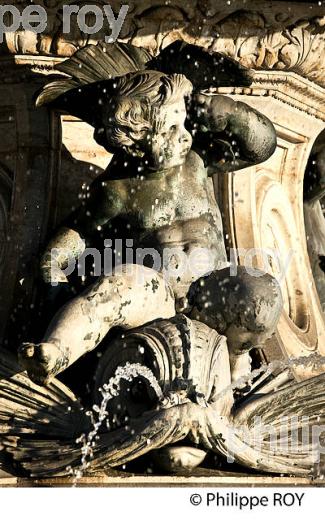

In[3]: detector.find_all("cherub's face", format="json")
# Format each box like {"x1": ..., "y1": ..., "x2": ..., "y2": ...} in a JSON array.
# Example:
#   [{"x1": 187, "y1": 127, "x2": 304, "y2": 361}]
[{"x1": 143, "y1": 99, "x2": 192, "y2": 170}]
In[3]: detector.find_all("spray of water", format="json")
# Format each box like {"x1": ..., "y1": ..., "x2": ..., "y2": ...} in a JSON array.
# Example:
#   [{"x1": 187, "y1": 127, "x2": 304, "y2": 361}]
[{"x1": 67, "y1": 362, "x2": 163, "y2": 482}]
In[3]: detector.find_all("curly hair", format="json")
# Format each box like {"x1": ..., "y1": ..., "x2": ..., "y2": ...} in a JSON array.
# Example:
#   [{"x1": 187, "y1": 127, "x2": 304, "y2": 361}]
[{"x1": 93, "y1": 71, "x2": 193, "y2": 154}]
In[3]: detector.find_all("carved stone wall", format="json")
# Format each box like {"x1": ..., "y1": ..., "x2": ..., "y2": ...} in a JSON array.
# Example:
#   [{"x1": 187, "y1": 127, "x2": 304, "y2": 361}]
[
  {"x1": 0, "y1": 1, "x2": 325, "y2": 380},
  {"x1": 216, "y1": 71, "x2": 325, "y2": 380}
]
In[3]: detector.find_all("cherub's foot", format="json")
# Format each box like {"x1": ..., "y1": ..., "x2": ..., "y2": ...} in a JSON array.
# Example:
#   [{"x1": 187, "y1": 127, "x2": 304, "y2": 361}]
[
  {"x1": 18, "y1": 342, "x2": 69, "y2": 385},
  {"x1": 229, "y1": 352, "x2": 252, "y2": 389}
]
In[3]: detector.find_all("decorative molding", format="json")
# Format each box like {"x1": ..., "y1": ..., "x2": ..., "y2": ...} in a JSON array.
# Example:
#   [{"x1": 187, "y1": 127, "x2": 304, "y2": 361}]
[
  {"x1": 3, "y1": 54, "x2": 325, "y2": 123},
  {"x1": 0, "y1": 55, "x2": 65, "y2": 82},
  {"x1": 209, "y1": 6, "x2": 325, "y2": 89},
  {"x1": 216, "y1": 70, "x2": 325, "y2": 122},
  {"x1": 1, "y1": 2, "x2": 325, "y2": 87}
]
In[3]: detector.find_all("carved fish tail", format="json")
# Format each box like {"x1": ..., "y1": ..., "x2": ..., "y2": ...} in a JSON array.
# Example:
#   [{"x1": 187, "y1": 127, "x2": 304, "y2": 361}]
[
  {"x1": 0, "y1": 347, "x2": 192, "y2": 478},
  {"x1": 209, "y1": 374, "x2": 325, "y2": 475},
  {"x1": 0, "y1": 347, "x2": 90, "y2": 476}
]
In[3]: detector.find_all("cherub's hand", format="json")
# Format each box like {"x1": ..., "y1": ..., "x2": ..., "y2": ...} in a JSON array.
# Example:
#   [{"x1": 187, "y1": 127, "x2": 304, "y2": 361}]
[
  {"x1": 189, "y1": 93, "x2": 229, "y2": 133},
  {"x1": 18, "y1": 342, "x2": 69, "y2": 385}
]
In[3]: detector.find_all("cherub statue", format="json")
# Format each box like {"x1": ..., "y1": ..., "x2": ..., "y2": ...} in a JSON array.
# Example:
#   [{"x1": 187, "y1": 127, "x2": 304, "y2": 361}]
[
  {"x1": 2, "y1": 43, "x2": 324, "y2": 480},
  {"x1": 19, "y1": 41, "x2": 282, "y2": 386}
]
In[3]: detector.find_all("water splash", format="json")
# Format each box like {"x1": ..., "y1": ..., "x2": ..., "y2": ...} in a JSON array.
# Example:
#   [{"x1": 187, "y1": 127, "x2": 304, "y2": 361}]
[{"x1": 67, "y1": 362, "x2": 163, "y2": 482}]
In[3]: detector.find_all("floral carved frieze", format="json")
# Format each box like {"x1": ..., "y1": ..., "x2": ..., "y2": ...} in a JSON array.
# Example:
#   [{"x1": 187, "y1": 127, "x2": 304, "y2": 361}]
[
  {"x1": 1, "y1": 1, "x2": 325, "y2": 87},
  {"x1": 210, "y1": 10, "x2": 325, "y2": 88}
]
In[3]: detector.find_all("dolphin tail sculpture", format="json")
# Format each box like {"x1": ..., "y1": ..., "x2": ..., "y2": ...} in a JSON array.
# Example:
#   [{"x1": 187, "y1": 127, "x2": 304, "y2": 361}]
[{"x1": 1, "y1": 315, "x2": 324, "y2": 478}]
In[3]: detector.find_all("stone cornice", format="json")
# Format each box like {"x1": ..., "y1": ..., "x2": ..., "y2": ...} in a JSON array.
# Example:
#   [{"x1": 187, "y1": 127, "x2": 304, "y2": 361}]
[
  {"x1": 215, "y1": 71, "x2": 325, "y2": 122},
  {"x1": 1, "y1": 1, "x2": 325, "y2": 87}
]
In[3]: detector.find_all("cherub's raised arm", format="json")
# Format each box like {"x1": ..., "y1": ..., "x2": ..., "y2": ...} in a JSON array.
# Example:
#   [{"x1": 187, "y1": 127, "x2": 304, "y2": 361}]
[
  {"x1": 150, "y1": 42, "x2": 276, "y2": 174},
  {"x1": 188, "y1": 93, "x2": 277, "y2": 175}
]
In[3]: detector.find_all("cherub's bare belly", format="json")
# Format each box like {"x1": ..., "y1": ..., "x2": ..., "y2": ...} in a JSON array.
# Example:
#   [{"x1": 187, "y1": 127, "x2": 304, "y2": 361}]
[
  {"x1": 106, "y1": 151, "x2": 228, "y2": 299},
  {"x1": 136, "y1": 215, "x2": 228, "y2": 301}
]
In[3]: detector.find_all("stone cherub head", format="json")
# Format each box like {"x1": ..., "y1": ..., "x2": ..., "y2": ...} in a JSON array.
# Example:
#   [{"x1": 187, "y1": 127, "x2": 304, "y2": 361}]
[
  {"x1": 93, "y1": 70, "x2": 193, "y2": 170},
  {"x1": 36, "y1": 40, "x2": 254, "y2": 173},
  {"x1": 38, "y1": 63, "x2": 194, "y2": 171}
]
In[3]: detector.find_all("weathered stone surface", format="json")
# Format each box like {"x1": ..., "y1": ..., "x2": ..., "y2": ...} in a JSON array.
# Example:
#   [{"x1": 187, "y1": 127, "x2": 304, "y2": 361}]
[{"x1": 1, "y1": 1, "x2": 325, "y2": 480}]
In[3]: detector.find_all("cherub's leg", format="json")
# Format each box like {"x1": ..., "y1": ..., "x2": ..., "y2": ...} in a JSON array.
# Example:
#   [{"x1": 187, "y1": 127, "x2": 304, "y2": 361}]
[
  {"x1": 19, "y1": 265, "x2": 176, "y2": 384},
  {"x1": 187, "y1": 266, "x2": 282, "y2": 384}
]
